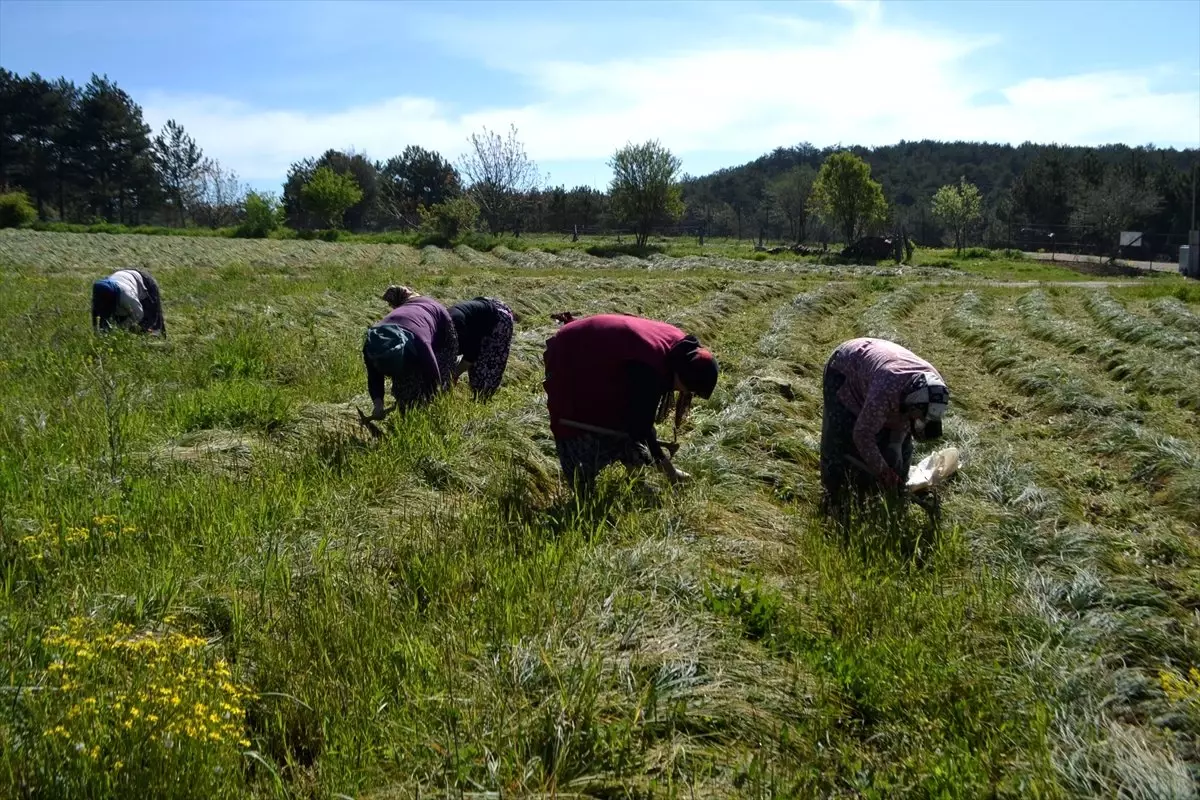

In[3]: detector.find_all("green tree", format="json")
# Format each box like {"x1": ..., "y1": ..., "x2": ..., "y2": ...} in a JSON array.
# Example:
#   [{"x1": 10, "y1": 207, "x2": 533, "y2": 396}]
[
  {"x1": 0, "y1": 189, "x2": 37, "y2": 228},
  {"x1": 768, "y1": 164, "x2": 816, "y2": 242},
  {"x1": 930, "y1": 177, "x2": 983, "y2": 254},
  {"x1": 152, "y1": 119, "x2": 204, "y2": 226},
  {"x1": 417, "y1": 196, "x2": 479, "y2": 240},
  {"x1": 809, "y1": 151, "x2": 887, "y2": 246},
  {"x1": 381, "y1": 145, "x2": 461, "y2": 223},
  {"x1": 300, "y1": 166, "x2": 363, "y2": 230},
  {"x1": 608, "y1": 139, "x2": 684, "y2": 248},
  {"x1": 74, "y1": 74, "x2": 157, "y2": 224},
  {"x1": 235, "y1": 191, "x2": 283, "y2": 238},
  {"x1": 1070, "y1": 169, "x2": 1160, "y2": 261}
]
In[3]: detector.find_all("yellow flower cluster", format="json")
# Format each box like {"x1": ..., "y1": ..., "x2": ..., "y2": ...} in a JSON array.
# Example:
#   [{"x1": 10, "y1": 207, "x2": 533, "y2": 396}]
[
  {"x1": 18, "y1": 515, "x2": 136, "y2": 562},
  {"x1": 37, "y1": 617, "x2": 253, "y2": 773},
  {"x1": 1160, "y1": 667, "x2": 1200, "y2": 710}
]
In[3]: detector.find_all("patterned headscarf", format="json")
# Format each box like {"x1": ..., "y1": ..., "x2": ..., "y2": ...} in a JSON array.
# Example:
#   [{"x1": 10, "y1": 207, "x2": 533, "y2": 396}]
[{"x1": 903, "y1": 371, "x2": 950, "y2": 420}]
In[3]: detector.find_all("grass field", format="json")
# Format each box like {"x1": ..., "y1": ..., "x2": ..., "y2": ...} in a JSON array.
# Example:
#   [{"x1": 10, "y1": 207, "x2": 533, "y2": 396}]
[{"x1": 1, "y1": 229, "x2": 1199, "y2": 798}]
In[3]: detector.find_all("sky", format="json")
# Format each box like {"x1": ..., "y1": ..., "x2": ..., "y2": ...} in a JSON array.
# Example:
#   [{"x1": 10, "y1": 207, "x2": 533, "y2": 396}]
[{"x1": 2, "y1": 0, "x2": 1198, "y2": 194}]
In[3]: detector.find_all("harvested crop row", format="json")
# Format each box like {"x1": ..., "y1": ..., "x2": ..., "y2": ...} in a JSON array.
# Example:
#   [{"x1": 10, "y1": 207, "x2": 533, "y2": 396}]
[
  {"x1": 665, "y1": 280, "x2": 794, "y2": 342},
  {"x1": 857, "y1": 285, "x2": 920, "y2": 345},
  {"x1": 1151, "y1": 297, "x2": 1200, "y2": 334},
  {"x1": 1086, "y1": 292, "x2": 1200, "y2": 362},
  {"x1": 1016, "y1": 290, "x2": 1200, "y2": 410},
  {"x1": 948, "y1": 292, "x2": 1200, "y2": 525},
  {"x1": 945, "y1": 292, "x2": 1128, "y2": 416},
  {"x1": 758, "y1": 282, "x2": 858, "y2": 358}
]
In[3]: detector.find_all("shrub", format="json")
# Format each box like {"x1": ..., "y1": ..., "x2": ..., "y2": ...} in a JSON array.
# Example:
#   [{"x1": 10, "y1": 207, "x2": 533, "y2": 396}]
[
  {"x1": 417, "y1": 197, "x2": 479, "y2": 241},
  {"x1": 0, "y1": 190, "x2": 37, "y2": 228},
  {"x1": 234, "y1": 191, "x2": 283, "y2": 238},
  {"x1": 960, "y1": 247, "x2": 994, "y2": 260}
]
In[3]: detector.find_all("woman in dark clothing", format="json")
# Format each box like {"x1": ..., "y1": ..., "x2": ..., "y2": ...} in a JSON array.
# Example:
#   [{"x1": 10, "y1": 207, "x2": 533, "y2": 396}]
[
  {"x1": 542, "y1": 313, "x2": 719, "y2": 489},
  {"x1": 449, "y1": 296, "x2": 515, "y2": 400},
  {"x1": 362, "y1": 286, "x2": 458, "y2": 419},
  {"x1": 91, "y1": 268, "x2": 166, "y2": 336}
]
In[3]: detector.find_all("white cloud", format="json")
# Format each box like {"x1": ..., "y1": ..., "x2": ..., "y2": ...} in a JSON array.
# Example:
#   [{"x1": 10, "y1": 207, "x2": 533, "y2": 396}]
[{"x1": 140, "y1": 3, "x2": 1200, "y2": 187}]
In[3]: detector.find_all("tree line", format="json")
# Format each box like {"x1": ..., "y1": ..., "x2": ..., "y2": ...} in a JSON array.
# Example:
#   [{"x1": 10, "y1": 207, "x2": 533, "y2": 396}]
[
  {"x1": 682, "y1": 140, "x2": 1198, "y2": 249},
  {"x1": 2, "y1": 68, "x2": 1196, "y2": 252}
]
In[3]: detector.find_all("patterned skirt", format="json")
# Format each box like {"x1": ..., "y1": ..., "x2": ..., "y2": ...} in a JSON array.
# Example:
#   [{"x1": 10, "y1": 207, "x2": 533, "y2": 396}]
[
  {"x1": 468, "y1": 299, "x2": 515, "y2": 400},
  {"x1": 820, "y1": 362, "x2": 912, "y2": 505},
  {"x1": 554, "y1": 433, "x2": 654, "y2": 489}
]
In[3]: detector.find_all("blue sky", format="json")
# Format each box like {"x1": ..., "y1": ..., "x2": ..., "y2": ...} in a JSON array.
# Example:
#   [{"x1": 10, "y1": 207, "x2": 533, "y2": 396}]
[{"x1": 2, "y1": 0, "x2": 1198, "y2": 193}]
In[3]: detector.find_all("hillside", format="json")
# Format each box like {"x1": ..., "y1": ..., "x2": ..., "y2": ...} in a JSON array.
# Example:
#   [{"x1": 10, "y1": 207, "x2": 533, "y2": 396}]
[{"x1": 681, "y1": 140, "x2": 1199, "y2": 246}]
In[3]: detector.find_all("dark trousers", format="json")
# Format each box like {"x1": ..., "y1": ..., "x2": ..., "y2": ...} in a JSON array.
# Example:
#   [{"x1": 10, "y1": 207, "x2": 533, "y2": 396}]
[
  {"x1": 820, "y1": 364, "x2": 912, "y2": 509},
  {"x1": 136, "y1": 269, "x2": 166, "y2": 336}
]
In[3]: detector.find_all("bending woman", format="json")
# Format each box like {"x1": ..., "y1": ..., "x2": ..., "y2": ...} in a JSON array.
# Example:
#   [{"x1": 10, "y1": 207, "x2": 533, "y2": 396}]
[
  {"x1": 543, "y1": 313, "x2": 719, "y2": 489},
  {"x1": 91, "y1": 268, "x2": 166, "y2": 336},
  {"x1": 819, "y1": 337, "x2": 950, "y2": 513},
  {"x1": 362, "y1": 286, "x2": 458, "y2": 419},
  {"x1": 449, "y1": 296, "x2": 515, "y2": 400}
]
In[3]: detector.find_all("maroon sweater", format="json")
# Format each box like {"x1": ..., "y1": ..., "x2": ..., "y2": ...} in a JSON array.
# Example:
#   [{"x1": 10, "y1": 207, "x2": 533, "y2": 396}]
[{"x1": 543, "y1": 314, "x2": 686, "y2": 446}]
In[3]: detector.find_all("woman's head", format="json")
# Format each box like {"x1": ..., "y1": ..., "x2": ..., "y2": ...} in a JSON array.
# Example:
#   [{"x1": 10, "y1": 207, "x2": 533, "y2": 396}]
[
  {"x1": 382, "y1": 285, "x2": 418, "y2": 308},
  {"x1": 668, "y1": 336, "x2": 719, "y2": 400},
  {"x1": 902, "y1": 373, "x2": 949, "y2": 441}
]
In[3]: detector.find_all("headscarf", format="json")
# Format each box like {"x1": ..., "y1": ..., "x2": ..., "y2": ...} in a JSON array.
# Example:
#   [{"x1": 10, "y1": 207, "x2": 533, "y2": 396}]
[
  {"x1": 91, "y1": 278, "x2": 121, "y2": 326},
  {"x1": 382, "y1": 285, "x2": 414, "y2": 307},
  {"x1": 903, "y1": 371, "x2": 950, "y2": 439},
  {"x1": 667, "y1": 336, "x2": 719, "y2": 399}
]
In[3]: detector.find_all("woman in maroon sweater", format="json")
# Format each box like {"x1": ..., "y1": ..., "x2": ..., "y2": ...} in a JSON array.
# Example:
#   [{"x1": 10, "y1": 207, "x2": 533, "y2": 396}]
[
  {"x1": 543, "y1": 313, "x2": 719, "y2": 489},
  {"x1": 361, "y1": 286, "x2": 458, "y2": 419}
]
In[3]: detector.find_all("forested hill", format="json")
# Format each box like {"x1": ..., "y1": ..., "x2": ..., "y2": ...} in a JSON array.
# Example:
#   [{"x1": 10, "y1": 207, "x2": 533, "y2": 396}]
[{"x1": 680, "y1": 140, "x2": 1199, "y2": 244}]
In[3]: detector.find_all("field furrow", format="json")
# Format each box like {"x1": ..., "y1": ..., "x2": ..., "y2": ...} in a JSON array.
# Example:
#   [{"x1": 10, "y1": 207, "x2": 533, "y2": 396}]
[
  {"x1": 1086, "y1": 291, "x2": 1200, "y2": 363},
  {"x1": 1151, "y1": 297, "x2": 1200, "y2": 333},
  {"x1": 1016, "y1": 289, "x2": 1200, "y2": 410}
]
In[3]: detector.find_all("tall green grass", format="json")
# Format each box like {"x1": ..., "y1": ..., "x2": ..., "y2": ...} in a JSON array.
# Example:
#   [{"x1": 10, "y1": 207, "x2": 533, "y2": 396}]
[{"x1": 2, "y1": 233, "x2": 1198, "y2": 797}]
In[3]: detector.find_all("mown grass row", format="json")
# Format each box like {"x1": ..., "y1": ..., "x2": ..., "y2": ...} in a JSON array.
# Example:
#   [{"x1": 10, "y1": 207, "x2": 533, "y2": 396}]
[
  {"x1": 857, "y1": 283, "x2": 920, "y2": 345},
  {"x1": 1151, "y1": 297, "x2": 1200, "y2": 334},
  {"x1": 1015, "y1": 290, "x2": 1200, "y2": 410},
  {"x1": 1086, "y1": 292, "x2": 1200, "y2": 363},
  {"x1": 934, "y1": 291, "x2": 1200, "y2": 796},
  {"x1": 947, "y1": 291, "x2": 1200, "y2": 522}
]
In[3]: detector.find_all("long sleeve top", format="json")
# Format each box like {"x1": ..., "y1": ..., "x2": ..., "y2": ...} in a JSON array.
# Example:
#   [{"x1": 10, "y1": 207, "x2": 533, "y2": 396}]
[
  {"x1": 367, "y1": 296, "x2": 453, "y2": 402},
  {"x1": 543, "y1": 314, "x2": 686, "y2": 462},
  {"x1": 829, "y1": 337, "x2": 944, "y2": 477},
  {"x1": 109, "y1": 270, "x2": 147, "y2": 326},
  {"x1": 449, "y1": 298, "x2": 499, "y2": 362}
]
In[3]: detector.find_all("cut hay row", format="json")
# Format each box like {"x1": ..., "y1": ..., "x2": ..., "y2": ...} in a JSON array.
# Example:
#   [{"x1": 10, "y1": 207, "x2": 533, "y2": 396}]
[
  {"x1": 489, "y1": 245, "x2": 567, "y2": 270},
  {"x1": 758, "y1": 282, "x2": 857, "y2": 359},
  {"x1": 419, "y1": 244, "x2": 456, "y2": 268},
  {"x1": 945, "y1": 292, "x2": 1127, "y2": 416},
  {"x1": 1016, "y1": 291, "x2": 1200, "y2": 410},
  {"x1": 452, "y1": 244, "x2": 507, "y2": 270},
  {"x1": 665, "y1": 281, "x2": 794, "y2": 341},
  {"x1": 1086, "y1": 292, "x2": 1200, "y2": 361},
  {"x1": 950, "y1": 291, "x2": 1200, "y2": 524},
  {"x1": 947, "y1": 431, "x2": 1196, "y2": 797},
  {"x1": 1082, "y1": 419, "x2": 1200, "y2": 524},
  {"x1": 1151, "y1": 297, "x2": 1200, "y2": 334},
  {"x1": 857, "y1": 285, "x2": 920, "y2": 345}
]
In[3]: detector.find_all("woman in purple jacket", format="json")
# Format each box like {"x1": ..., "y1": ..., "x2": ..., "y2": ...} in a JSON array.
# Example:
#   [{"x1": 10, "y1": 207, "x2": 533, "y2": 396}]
[{"x1": 361, "y1": 286, "x2": 458, "y2": 420}]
